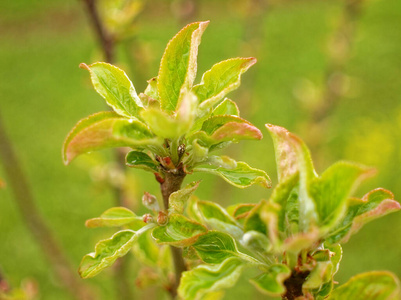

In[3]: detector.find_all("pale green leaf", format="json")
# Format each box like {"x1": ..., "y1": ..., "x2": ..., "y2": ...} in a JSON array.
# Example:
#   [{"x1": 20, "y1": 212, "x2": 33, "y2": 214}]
[
  {"x1": 79, "y1": 225, "x2": 155, "y2": 278},
  {"x1": 125, "y1": 151, "x2": 158, "y2": 172},
  {"x1": 158, "y1": 21, "x2": 209, "y2": 113},
  {"x1": 132, "y1": 231, "x2": 160, "y2": 267},
  {"x1": 303, "y1": 261, "x2": 333, "y2": 289},
  {"x1": 63, "y1": 111, "x2": 156, "y2": 164},
  {"x1": 196, "y1": 155, "x2": 237, "y2": 169},
  {"x1": 195, "y1": 57, "x2": 257, "y2": 111},
  {"x1": 328, "y1": 271, "x2": 401, "y2": 300},
  {"x1": 197, "y1": 200, "x2": 242, "y2": 239},
  {"x1": 194, "y1": 161, "x2": 271, "y2": 189},
  {"x1": 80, "y1": 62, "x2": 143, "y2": 117},
  {"x1": 192, "y1": 231, "x2": 254, "y2": 264},
  {"x1": 309, "y1": 161, "x2": 375, "y2": 229},
  {"x1": 144, "y1": 77, "x2": 159, "y2": 101},
  {"x1": 85, "y1": 207, "x2": 144, "y2": 228},
  {"x1": 178, "y1": 257, "x2": 244, "y2": 300},
  {"x1": 326, "y1": 188, "x2": 400, "y2": 244},
  {"x1": 250, "y1": 264, "x2": 291, "y2": 296},
  {"x1": 212, "y1": 98, "x2": 240, "y2": 116},
  {"x1": 152, "y1": 214, "x2": 207, "y2": 247},
  {"x1": 169, "y1": 181, "x2": 201, "y2": 214}
]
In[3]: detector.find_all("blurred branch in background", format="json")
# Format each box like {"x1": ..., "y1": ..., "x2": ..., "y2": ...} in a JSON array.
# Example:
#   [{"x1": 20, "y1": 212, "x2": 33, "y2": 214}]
[
  {"x1": 171, "y1": 0, "x2": 198, "y2": 26},
  {"x1": 0, "y1": 112, "x2": 95, "y2": 300},
  {"x1": 301, "y1": 0, "x2": 365, "y2": 161}
]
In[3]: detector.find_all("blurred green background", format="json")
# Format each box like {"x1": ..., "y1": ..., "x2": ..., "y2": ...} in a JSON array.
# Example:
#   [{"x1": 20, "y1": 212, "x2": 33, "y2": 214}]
[{"x1": 1, "y1": 0, "x2": 400, "y2": 299}]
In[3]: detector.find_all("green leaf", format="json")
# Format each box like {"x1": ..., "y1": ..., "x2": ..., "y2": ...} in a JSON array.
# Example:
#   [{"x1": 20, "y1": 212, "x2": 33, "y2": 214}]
[
  {"x1": 197, "y1": 200, "x2": 242, "y2": 239},
  {"x1": 328, "y1": 271, "x2": 401, "y2": 300},
  {"x1": 169, "y1": 181, "x2": 201, "y2": 214},
  {"x1": 63, "y1": 111, "x2": 156, "y2": 164},
  {"x1": 152, "y1": 214, "x2": 207, "y2": 247},
  {"x1": 309, "y1": 161, "x2": 375, "y2": 229},
  {"x1": 250, "y1": 264, "x2": 291, "y2": 296},
  {"x1": 178, "y1": 257, "x2": 244, "y2": 300},
  {"x1": 231, "y1": 203, "x2": 256, "y2": 220},
  {"x1": 132, "y1": 231, "x2": 160, "y2": 267},
  {"x1": 85, "y1": 207, "x2": 144, "y2": 228},
  {"x1": 144, "y1": 77, "x2": 159, "y2": 101},
  {"x1": 303, "y1": 261, "x2": 333, "y2": 289},
  {"x1": 212, "y1": 98, "x2": 239, "y2": 116},
  {"x1": 80, "y1": 62, "x2": 143, "y2": 118},
  {"x1": 79, "y1": 225, "x2": 154, "y2": 278},
  {"x1": 201, "y1": 115, "x2": 257, "y2": 136},
  {"x1": 326, "y1": 188, "x2": 400, "y2": 244},
  {"x1": 125, "y1": 151, "x2": 158, "y2": 172},
  {"x1": 192, "y1": 231, "x2": 254, "y2": 264},
  {"x1": 196, "y1": 155, "x2": 237, "y2": 170},
  {"x1": 195, "y1": 57, "x2": 257, "y2": 111},
  {"x1": 266, "y1": 124, "x2": 317, "y2": 231},
  {"x1": 194, "y1": 161, "x2": 271, "y2": 189},
  {"x1": 158, "y1": 21, "x2": 209, "y2": 113}
]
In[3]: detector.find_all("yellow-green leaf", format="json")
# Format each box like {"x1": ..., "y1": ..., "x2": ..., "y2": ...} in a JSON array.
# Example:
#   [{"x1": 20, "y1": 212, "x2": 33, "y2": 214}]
[
  {"x1": 195, "y1": 57, "x2": 257, "y2": 111},
  {"x1": 158, "y1": 21, "x2": 209, "y2": 113},
  {"x1": 250, "y1": 264, "x2": 291, "y2": 296},
  {"x1": 80, "y1": 62, "x2": 143, "y2": 118},
  {"x1": 152, "y1": 214, "x2": 207, "y2": 247},
  {"x1": 85, "y1": 207, "x2": 144, "y2": 228},
  {"x1": 63, "y1": 111, "x2": 156, "y2": 164},
  {"x1": 328, "y1": 271, "x2": 401, "y2": 300}
]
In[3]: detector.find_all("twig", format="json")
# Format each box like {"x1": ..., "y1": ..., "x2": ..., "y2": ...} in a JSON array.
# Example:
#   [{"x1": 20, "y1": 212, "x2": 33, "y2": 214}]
[
  {"x1": 0, "y1": 112, "x2": 95, "y2": 300},
  {"x1": 160, "y1": 171, "x2": 187, "y2": 299}
]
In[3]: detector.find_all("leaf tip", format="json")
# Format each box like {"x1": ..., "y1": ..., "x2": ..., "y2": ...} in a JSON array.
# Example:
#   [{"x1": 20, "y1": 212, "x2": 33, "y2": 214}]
[{"x1": 79, "y1": 63, "x2": 90, "y2": 71}]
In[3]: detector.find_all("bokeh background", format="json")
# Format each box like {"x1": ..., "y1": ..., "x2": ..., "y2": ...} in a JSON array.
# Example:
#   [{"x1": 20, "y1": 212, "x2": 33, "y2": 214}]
[{"x1": 1, "y1": 0, "x2": 400, "y2": 299}]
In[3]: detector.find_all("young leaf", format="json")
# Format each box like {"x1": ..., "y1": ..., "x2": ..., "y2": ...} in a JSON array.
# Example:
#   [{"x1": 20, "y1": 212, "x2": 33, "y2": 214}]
[
  {"x1": 197, "y1": 201, "x2": 242, "y2": 239},
  {"x1": 326, "y1": 188, "x2": 400, "y2": 244},
  {"x1": 328, "y1": 271, "x2": 401, "y2": 300},
  {"x1": 79, "y1": 225, "x2": 155, "y2": 278},
  {"x1": 309, "y1": 161, "x2": 375, "y2": 229},
  {"x1": 63, "y1": 111, "x2": 155, "y2": 164},
  {"x1": 85, "y1": 207, "x2": 144, "y2": 228},
  {"x1": 144, "y1": 77, "x2": 159, "y2": 101},
  {"x1": 212, "y1": 99, "x2": 240, "y2": 117},
  {"x1": 132, "y1": 231, "x2": 160, "y2": 267},
  {"x1": 192, "y1": 231, "x2": 254, "y2": 264},
  {"x1": 197, "y1": 155, "x2": 237, "y2": 169},
  {"x1": 158, "y1": 21, "x2": 209, "y2": 113},
  {"x1": 126, "y1": 151, "x2": 159, "y2": 172},
  {"x1": 152, "y1": 214, "x2": 207, "y2": 247},
  {"x1": 178, "y1": 257, "x2": 244, "y2": 300},
  {"x1": 195, "y1": 57, "x2": 257, "y2": 111},
  {"x1": 169, "y1": 181, "x2": 201, "y2": 214},
  {"x1": 80, "y1": 62, "x2": 143, "y2": 118},
  {"x1": 194, "y1": 161, "x2": 271, "y2": 189},
  {"x1": 303, "y1": 261, "x2": 333, "y2": 289},
  {"x1": 250, "y1": 264, "x2": 291, "y2": 296}
]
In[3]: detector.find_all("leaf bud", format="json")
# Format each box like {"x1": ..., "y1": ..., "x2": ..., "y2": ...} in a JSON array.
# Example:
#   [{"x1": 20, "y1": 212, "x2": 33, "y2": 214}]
[
  {"x1": 142, "y1": 214, "x2": 154, "y2": 224},
  {"x1": 142, "y1": 192, "x2": 160, "y2": 211},
  {"x1": 157, "y1": 211, "x2": 168, "y2": 226}
]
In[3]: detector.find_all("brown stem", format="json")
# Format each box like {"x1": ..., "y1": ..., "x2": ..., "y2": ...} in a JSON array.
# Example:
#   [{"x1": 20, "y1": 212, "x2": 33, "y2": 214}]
[
  {"x1": 0, "y1": 113, "x2": 95, "y2": 300},
  {"x1": 160, "y1": 171, "x2": 187, "y2": 298},
  {"x1": 282, "y1": 271, "x2": 310, "y2": 300},
  {"x1": 81, "y1": 0, "x2": 115, "y2": 62}
]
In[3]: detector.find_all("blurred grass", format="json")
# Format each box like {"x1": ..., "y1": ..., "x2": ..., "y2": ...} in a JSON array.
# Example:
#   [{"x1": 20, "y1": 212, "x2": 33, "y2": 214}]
[{"x1": 0, "y1": 0, "x2": 400, "y2": 299}]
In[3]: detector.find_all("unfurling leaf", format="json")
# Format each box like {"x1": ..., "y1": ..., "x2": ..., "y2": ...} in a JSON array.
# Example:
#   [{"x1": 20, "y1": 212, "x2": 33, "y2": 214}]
[
  {"x1": 197, "y1": 200, "x2": 242, "y2": 239},
  {"x1": 126, "y1": 151, "x2": 158, "y2": 172},
  {"x1": 250, "y1": 264, "x2": 291, "y2": 296},
  {"x1": 327, "y1": 188, "x2": 400, "y2": 244},
  {"x1": 158, "y1": 21, "x2": 209, "y2": 113},
  {"x1": 194, "y1": 161, "x2": 271, "y2": 189},
  {"x1": 85, "y1": 207, "x2": 144, "y2": 228},
  {"x1": 310, "y1": 161, "x2": 375, "y2": 230},
  {"x1": 63, "y1": 111, "x2": 156, "y2": 164},
  {"x1": 169, "y1": 181, "x2": 201, "y2": 214},
  {"x1": 328, "y1": 271, "x2": 401, "y2": 300},
  {"x1": 195, "y1": 57, "x2": 257, "y2": 111},
  {"x1": 80, "y1": 62, "x2": 143, "y2": 117},
  {"x1": 192, "y1": 231, "x2": 254, "y2": 264},
  {"x1": 178, "y1": 257, "x2": 244, "y2": 300},
  {"x1": 152, "y1": 214, "x2": 207, "y2": 247},
  {"x1": 79, "y1": 225, "x2": 155, "y2": 278},
  {"x1": 212, "y1": 99, "x2": 240, "y2": 117}
]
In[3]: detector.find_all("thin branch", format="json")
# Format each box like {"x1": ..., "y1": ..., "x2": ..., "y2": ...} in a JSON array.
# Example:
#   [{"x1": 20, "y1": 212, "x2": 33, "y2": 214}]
[{"x1": 0, "y1": 112, "x2": 95, "y2": 300}]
